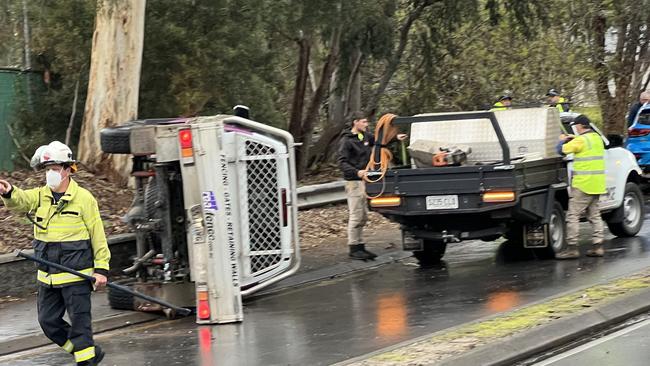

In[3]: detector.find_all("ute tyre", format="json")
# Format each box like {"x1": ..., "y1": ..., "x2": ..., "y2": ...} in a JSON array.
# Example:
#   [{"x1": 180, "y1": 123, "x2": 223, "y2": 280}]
[
  {"x1": 413, "y1": 240, "x2": 447, "y2": 266},
  {"x1": 607, "y1": 182, "x2": 644, "y2": 237},
  {"x1": 541, "y1": 202, "x2": 567, "y2": 258},
  {"x1": 100, "y1": 125, "x2": 134, "y2": 154},
  {"x1": 107, "y1": 279, "x2": 135, "y2": 311}
]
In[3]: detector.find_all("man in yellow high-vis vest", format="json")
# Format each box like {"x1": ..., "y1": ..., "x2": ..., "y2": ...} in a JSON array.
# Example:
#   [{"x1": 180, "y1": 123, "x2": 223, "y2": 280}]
[
  {"x1": 0, "y1": 141, "x2": 110, "y2": 365},
  {"x1": 555, "y1": 115, "x2": 606, "y2": 259},
  {"x1": 491, "y1": 95, "x2": 513, "y2": 111},
  {"x1": 547, "y1": 88, "x2": 570, "y2": 113}
]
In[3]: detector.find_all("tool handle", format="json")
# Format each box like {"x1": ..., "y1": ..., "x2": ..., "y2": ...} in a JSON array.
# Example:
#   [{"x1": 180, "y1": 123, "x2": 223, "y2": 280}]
[{"x1": 15, "y1": 250, "x2": 192, "y2": 317}]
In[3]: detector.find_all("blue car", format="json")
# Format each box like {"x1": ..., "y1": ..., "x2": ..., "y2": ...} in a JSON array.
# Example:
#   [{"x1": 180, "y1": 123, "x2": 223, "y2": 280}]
[{"x1": 627, "y1": 103, "x2": 650, "y2": 177}]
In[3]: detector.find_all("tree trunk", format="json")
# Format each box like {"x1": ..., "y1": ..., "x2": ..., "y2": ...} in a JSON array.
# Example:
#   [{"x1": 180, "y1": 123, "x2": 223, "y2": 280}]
[
  {"x1": 77, "y1": 0, "x2": 146, "y2": 185},
  {"x1": 309, "y1": 49, "x2": 363, "y2": 169},
  {"x1": 364, "y1": 1, "x2": 430, "y2": 118},
  {"x1": 296, "y1": 28, "x2": 341, "y2": 178},
  {"x1": 288, "y1": 37, "x2": 310, "y2": 155}
]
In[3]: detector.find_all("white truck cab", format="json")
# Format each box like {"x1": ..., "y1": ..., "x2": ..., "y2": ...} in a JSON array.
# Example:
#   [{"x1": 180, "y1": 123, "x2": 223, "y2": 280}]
[{"x1": 100, "y1": 113, "x2": 300, "y2": 324}]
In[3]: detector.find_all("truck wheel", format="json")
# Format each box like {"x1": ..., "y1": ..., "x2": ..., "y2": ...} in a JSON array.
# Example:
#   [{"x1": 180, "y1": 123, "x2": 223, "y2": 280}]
[
  {"x1": 546, "y1": 202, "x2": 567, "y2": 257},
  {"x1": 100, "y1": 125, "x2": 133, "y2": 154},
  {"x1": 413, "y1": 240, "x2": 447, "y2": 265},
  {"x1": 607, "y1": 182, "x2": 644, "y2": 237},
  {"x1": 107, "y1": 279, "x2": 135, "y2": 311}
]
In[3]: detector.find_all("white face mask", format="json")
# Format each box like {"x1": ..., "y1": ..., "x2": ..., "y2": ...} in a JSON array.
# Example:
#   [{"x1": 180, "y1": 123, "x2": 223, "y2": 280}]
[{"x1": 46, "y1": 170, "x2": 63, "y2": 190}]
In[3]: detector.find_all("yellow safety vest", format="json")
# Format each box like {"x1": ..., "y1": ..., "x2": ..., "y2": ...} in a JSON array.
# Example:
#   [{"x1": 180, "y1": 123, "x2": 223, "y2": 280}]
[
  {"x1": 563, "y1": 131, "x2": 606, "y2": 194},
  {"x1": 551, "y1": 96, "x2": 570, "y2": 112},
  {"x1": 491, "y1": 101, "x2": 509, "y2": 111},
  {"x1": 1, "y1": 179, "x2": 110, "y2": 286}
]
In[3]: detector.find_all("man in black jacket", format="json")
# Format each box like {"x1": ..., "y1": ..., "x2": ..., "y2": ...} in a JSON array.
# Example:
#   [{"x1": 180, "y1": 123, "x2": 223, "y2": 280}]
[
  {"x1": 338, "y1": 112, "x2": 407, "y2": 260},
  {"x1": 338, "y1": 111, "x2": 377, "y2": 260}
]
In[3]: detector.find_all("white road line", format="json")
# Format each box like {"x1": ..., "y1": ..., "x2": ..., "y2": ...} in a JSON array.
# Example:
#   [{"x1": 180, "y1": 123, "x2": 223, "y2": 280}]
[{"x1": 533, "y1": 318, "x2": 650, "y2": 365}]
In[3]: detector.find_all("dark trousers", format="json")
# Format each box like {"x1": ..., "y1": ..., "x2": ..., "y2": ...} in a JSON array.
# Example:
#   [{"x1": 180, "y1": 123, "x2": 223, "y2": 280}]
[{"x1": 37, "y1": 282, "x2": 94, "y2": 357}]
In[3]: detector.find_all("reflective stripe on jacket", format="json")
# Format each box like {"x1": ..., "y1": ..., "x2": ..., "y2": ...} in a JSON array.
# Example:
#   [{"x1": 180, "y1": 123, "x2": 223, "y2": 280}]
[
  {"x1": 1, "y1": 179, "x2": 110, "y2": 286},
  {"x1": 562, "y1": 131, "x2": 606, "y2": 194}
]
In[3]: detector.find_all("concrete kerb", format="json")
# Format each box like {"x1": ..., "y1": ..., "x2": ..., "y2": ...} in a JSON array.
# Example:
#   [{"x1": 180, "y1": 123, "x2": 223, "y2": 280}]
[
  {"x1": 335, "y1": 270, "x2": 650, "y2": 366},
  {"x1": 438, "y1": 288, "x2": 650, "y2": 366}
]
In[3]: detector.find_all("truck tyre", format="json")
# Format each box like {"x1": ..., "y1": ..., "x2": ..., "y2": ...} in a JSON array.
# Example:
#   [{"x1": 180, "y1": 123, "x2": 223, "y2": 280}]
[
  {"x1": 107, "y1": 279, "x2": 135, "y2": 311},
  {"x1": 607, "y1": 182, "x2": 644, "y2": 237},
  {"x1": 100, "y1": 125, "x2": 133, "y2": 154},
  {"x1": 413, "y1": 240, "x2": 447, "y2": 266},
  {"x1": 546, "y1": 202, "x2": 567, "y2": 257},
  {"x1": 506, "y1": 202, "x2": 566, "y2": 259}
]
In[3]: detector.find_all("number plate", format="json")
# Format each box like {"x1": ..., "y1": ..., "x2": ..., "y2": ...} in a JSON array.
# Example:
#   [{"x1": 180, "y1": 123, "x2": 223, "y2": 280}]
[{"x1": 426, "y1": 195, "x2": 459, "y2": 210}]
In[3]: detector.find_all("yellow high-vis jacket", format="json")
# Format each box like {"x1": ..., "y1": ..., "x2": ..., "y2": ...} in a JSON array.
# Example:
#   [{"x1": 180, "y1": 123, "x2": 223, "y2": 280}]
[{"x1": 1, "y1": 179, "x2": 110, "y2": 287}]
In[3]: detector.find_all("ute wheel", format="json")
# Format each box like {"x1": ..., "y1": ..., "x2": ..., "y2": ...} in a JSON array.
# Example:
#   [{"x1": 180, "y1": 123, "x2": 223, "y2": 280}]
[
  {"x1": 540, "y1": 202, "x2": 567, "y2": 258},
  {"x1": 607, "y1": 182, "x2": 645, "y2": 237},
  {"x1": 100, "y1": 124, "x2": 136, "y2": 154},
  {"x1": 413, "y1": 240, "x2": 447, "y2": 266},
  {"x1": 107, "y1": 279, "x2": 135, "y2": 311}
]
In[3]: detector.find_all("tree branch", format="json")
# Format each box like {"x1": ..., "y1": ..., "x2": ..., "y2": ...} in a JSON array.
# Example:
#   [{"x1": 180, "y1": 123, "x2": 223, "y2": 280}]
[{"x1": 365, "y1": 0, "x2": 431, "y2": 117}]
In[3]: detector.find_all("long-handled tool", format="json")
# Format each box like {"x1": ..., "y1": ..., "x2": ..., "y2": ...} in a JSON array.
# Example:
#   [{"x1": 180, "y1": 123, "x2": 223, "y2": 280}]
[{"x1": 15, "y1": 250, "x2": 192, "y2": 317}]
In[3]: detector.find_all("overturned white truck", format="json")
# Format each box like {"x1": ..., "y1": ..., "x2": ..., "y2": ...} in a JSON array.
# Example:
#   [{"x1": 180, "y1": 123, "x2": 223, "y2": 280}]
[{"x1": 100, "y1": 111, "x2": 299, "y2": 324}]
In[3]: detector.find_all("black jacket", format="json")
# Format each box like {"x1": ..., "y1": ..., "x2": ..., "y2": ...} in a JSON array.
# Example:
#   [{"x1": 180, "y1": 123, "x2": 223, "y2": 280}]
[{"x1": 338, "y1": 130, "x2": 374, "y2": 181}]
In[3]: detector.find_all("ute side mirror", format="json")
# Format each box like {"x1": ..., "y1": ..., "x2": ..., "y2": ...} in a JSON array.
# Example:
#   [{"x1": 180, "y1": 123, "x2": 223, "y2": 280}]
[{"x1": 606, "y1": 134, "x2": 624, "y2": 148}]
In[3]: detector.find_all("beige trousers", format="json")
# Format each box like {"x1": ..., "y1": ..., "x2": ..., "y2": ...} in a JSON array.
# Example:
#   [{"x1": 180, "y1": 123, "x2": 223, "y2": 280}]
[
  {"x1": 566, "y1": 188, "x2": 604, "y2": 247},
  {"x1": 345, "y1": 181, "x2": 368, "y2": 245}
]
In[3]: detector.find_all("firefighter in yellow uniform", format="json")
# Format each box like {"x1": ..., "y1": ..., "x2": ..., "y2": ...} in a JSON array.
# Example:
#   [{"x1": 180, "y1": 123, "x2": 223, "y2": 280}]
[
  {"x1": 0, "y1": 141, "x2": 109, "y2": 365},
  {"x1": 555, "y1": 115, "x2": 606, "y2": 259}
]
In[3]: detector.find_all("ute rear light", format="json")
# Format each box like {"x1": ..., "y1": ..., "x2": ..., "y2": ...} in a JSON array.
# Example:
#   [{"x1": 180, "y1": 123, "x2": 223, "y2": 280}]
[
  {"x1": 370, "y1": 196, "x2": 402, "y2": 207},
  {"x1": 197, "y1": 289, "x2": 211, "y2": 320},
  {"x1": 483, "y1": 191, "x2": 516, "y2": 203},
  {"x1": 179, "y1": 128, "x2": 194, "y2": 159},
  {"x1": 628, "y1": 128, "x2": 650, "y2": 137}
]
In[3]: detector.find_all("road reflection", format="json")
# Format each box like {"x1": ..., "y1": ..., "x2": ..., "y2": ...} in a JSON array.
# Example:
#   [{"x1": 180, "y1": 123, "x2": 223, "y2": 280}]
[
  {"x1": 486, "y1": 291, "x2": 521, "y2": 313},
  {"x1": 376, "y1": 293, "x2": 407, "y2": 339}
]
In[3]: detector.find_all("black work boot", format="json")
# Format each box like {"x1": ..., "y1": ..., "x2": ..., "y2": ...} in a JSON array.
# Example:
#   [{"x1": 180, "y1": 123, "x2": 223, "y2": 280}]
[
  {"x1": 362, "y1": 245, "x2": 378, "y2": 259},
  {"x1": 349, "y1": 244, "x2": 374, "y2": 260},
  {"x1": 77, "y1": 345, "x2": 104, "y2": 366}
]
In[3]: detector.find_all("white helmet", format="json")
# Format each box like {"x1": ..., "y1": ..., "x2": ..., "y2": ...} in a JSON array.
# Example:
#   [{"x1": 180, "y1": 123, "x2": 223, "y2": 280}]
[{"x1": 30, "y1": 141, "x2": 77, "y2": 171}]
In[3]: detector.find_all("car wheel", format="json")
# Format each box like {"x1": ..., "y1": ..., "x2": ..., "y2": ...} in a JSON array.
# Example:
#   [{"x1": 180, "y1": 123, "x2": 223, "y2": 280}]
[
  {"x1": 547, "y1": 202, "x2": 567, "y2": 255},
  {"x1": 607, "y1": 182, "x2": 644, "y2": 237}
]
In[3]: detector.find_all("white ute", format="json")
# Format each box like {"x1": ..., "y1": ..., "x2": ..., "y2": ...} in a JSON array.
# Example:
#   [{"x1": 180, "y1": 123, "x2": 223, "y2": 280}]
[{"x1": 100, "y1": 112, "x2": 300, "y2": 324}]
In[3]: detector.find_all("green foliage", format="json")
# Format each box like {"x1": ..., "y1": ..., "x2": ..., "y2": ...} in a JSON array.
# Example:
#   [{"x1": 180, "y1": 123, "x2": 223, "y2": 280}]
[
  {"x1": 2, "y1": 0, "x2": 634, "y2": 171},
  {"x1": 382, "y1": 0, "x2": 593, "y2": 116},
  {"x1": 8, "y1": 0, "x2": 95, "y2": 165},
  {"x1": 139, "y1": 0, "x2": 286, "y2": 126}
]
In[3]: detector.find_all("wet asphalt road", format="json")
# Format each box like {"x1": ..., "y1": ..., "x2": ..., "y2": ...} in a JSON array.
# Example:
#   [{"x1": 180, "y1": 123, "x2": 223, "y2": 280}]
[{"x1": 3, "y1": 207, "x2": 650, "y2": 365}]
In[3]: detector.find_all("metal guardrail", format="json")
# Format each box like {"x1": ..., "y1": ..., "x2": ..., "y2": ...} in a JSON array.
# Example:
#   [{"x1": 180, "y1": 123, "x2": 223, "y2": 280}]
[{"x1": 297, "y1": 180, "x2": 346, "y2": 209}]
